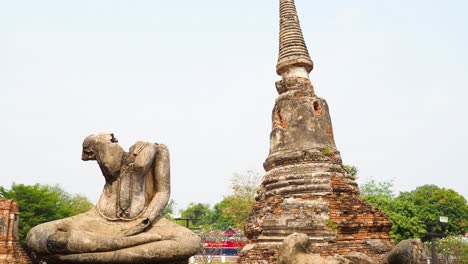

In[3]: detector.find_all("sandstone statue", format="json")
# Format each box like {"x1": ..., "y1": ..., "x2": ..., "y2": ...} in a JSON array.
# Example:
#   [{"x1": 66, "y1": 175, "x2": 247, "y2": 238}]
[
  {"x1": 27, "y1": 133, "x2": 200, "y2": 264},
  {"x1": 381, "y1": 239, "x2": 423, "y2": 264},
  {"x1": 276, "y1": 233, "x2": 349, "y2": 264},
  {"x1": 277, "y1": 233, "x2": 423, "y2": 264}
]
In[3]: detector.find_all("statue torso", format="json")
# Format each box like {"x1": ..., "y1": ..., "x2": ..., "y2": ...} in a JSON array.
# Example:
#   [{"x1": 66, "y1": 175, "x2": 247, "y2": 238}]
[{"x1": 96, "y1": 143, "x2": 155, "y2": 221}]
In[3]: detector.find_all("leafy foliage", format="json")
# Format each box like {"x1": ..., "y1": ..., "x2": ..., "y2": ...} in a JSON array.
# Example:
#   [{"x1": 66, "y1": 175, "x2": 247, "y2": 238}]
[
  {"x1": 179, "y1": 202, "x2": 213, "y2": 229},
  {"x1": 343, "y1": 165, "x2": 358, "y2": 178},
  {"x1": 326, "y1": 218, "x2": 337, "y2": 232},
  {"x1": 321, "y1": 146, "x2": 333, "y2": 155},
  {"x1": 400, "y1": 185, "x2": 468, "y2": 238},
  {"x1": 0, "y1": 183, "x2": 94, "y2": 243},
  {"x1": 462, "y1": 245, "x2": 468, "y2": 264},
  {"x1": 178, "y1": 201, "x2": 236, "y2": 230},
  {"x1": 210, "y1": 198, "x2": 235, "y2": 230},
  {"x1": 360, "y1": 177, "x2": 395, "y2": 200},
  {"x1": 219, "y1": 171, "x2": 260, "y2": 229},
  {"x1": 178, "y1": 171, "x2": 260, "y2": 231},
  {"x1": 360, "y1": 179, "x2": 468, "y2": 242},
  {"x1": 423, "y1": 236, "x2": 468, "y2": 263}
]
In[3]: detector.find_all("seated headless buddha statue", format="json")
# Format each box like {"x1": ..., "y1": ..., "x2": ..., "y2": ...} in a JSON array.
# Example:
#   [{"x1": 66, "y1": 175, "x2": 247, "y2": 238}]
[{"x1": 26, "y1": 133, "x2": 200, "y2": 264}]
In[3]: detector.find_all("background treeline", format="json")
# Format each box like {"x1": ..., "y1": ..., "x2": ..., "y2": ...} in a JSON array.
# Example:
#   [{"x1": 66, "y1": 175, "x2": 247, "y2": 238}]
[
  {"x1": 359, "y1": 178, "x2": 467, "y2": 242},
  {"x1": 1, "y1": 168, "x2": 467, "y2": 258},
  {"x1": 0, "y1": 183, "x2": 93, "y2": 244}
]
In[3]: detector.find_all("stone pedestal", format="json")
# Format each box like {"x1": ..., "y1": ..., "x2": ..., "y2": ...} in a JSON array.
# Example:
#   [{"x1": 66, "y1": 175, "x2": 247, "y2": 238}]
[{"x1": 239, "y1": 78, "x2": 393, "y2": 263}]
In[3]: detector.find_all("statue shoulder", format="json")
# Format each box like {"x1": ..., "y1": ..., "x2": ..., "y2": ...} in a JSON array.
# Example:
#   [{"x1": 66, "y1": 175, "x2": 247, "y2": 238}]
[
  {"x1": 129, "y1": 142, "x2": 154, "y2": 155},
  {"x1": 128, "y1": 142, "x2": 169, "y2": 159},
  {"x1": 155, "y1": 143, "x2": 168, "y2": 150}
]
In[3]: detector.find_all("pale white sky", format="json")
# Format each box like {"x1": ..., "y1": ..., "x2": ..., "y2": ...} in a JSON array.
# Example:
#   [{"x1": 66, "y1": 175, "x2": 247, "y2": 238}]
[{"x1": 1, "y1": 0, "x2": 467, "y2": 212}]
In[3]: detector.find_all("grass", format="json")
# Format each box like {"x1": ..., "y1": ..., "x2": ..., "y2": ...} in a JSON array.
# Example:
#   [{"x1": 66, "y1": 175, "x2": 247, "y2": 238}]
[{"x1": 322, "y1": 145, "x2": 333, "y2": 156}]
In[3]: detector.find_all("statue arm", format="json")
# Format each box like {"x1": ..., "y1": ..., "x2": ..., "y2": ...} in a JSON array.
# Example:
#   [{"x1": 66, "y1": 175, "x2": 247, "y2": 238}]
[
  {"x1": 132, "y1": 141, "x2": 157, "y2": 176},
  {"x1": 124, "y1": 143, "x2": 170, "y2": 236},
  {"x1": 142, "y1": 143, "x2": 170, "y2": 222}
]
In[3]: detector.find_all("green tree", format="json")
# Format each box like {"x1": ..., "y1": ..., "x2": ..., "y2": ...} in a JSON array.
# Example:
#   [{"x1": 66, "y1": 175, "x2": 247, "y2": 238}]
[
  {"x1": 0, "y1": 183, "x2": 94, "y2": 243},
  {"x1": 358, "y1": 178, "x2": 422, "y2": 241},
  {"x1": 423, "y1": 236, "x2": 468, "y2": 264},
  {"x1": 178, "y1": 171, "x2": 261, "y2": 231},
  {"x1": 179, "y1": 202, "x2": 213, "y2": 229},
  {"x1": 219, "y1": 171, "x2": 261, "y2": 229},
  {"x1": 462, "y1": 246, "x2": 468, "y2": 264},
  {"x1": 210, "y1": 198, "x2": 235, "y2": 230},
  {"x1": 360, "y1": 178, "x2": 395, "y2": 200},
  {"x1": 400, "y1": 185, "x2": 468, "y2": 238},
  {"x1": 380, "y1": 196, "x2": 426, "y2": 242},
  {"x1": 360, "y1": 179, "x2": 468, "y2": 242},
  {"x1": 434, "y1": 236, "x2": 468, "y2": 263}
]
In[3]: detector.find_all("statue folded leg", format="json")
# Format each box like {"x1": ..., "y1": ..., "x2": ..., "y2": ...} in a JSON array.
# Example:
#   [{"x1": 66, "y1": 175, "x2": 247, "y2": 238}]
[
  {"x1": 45, "y1": 218, "x2": 201, "y2": 264},
  {"x1": 46, "y1": 229, "x2": 162, "y2": 254}
]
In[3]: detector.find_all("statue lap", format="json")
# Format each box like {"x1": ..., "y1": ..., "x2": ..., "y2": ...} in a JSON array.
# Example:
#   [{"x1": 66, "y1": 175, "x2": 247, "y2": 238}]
[{"x1": 28, "y1": 209, "x2": 200, "y2": 263}]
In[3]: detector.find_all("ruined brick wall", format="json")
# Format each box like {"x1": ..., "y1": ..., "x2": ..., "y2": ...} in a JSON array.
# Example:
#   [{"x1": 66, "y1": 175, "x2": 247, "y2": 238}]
[
  {"x1": 324, "y1": 175, "x2": 393, "y2": 257},
  {"x1": 239, "y1": 78, "x2": 394, "y2": 263},
  {"x1": 240, "y1": 165, "x2": 393, "y2": 263},
  {"x1": 240, "y1": 0, "x2": 394, "y2": 261},
  {"x1": 0, "y1": 199, "x2": 31, "y2": 264}
]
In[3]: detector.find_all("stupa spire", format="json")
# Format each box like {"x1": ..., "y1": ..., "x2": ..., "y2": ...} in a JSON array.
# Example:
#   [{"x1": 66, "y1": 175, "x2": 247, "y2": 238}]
[{"x1": 276, "y1": 0, "x2": 313, "y2": 78}]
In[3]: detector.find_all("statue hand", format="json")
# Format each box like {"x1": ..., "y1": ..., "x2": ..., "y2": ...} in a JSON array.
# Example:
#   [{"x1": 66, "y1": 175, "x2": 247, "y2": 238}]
[{"x1": 123, "y1": 218, "x2": 152, "y2": 236}]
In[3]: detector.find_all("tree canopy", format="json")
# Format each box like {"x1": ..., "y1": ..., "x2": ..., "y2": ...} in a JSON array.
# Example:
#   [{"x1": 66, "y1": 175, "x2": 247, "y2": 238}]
[
  {"x1": 400, "y1": 185, "x2": 468, "y2": 238},
  {"x1": 218, "y1": 171, "x2": 260, "y2": 229},
  {"x1": 178, "y1": 202, "x2": 214, "y2": 229},
  {"x1": 177, "y1": 168, "x2": 468, "y2": 243},
  {"x1": 426, "y1": 236, "x2": 468, "y2": 263},
  {"x1": 0, "y1": 183, "x2": 94, "y2": 243},
  {"x1": 360, "y1": 179, "x2": 468, "y2": 242},
  {"x1": 178, "y1": 171, "x2": 260, "y2": 231}
]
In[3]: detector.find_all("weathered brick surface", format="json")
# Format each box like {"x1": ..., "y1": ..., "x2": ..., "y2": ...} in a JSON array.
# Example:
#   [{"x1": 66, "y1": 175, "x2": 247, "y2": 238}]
[
  {"x1": 0, "y1": 199, "x2": 31, "y2": 264},
  {"x1": 240, "y1": 1, "x2": 393, "y2": 261},
  {"x1": 239, "y1": 78, "x2": 393, "y2": 263}
]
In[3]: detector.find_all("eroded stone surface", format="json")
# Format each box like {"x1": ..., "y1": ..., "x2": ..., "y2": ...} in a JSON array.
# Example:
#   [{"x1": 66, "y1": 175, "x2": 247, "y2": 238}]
[
  {"x1": 26, "y1": 133, "x2": 200, "y2": 263},
  {"x1": 239, "y1": 2, "x2": 393, "y2": 261},
  {"x1": 276, "y1": 233, "x2": 421, "y2": 264},
  {"x1": 243, "y1": 81, "x2": 394, "y2": 262},
  {"x1": 381, "y1": 239, "x2": 423, "y2": 264},
  {"x1": 277, "y1": 233, "x2": 351, "y2": 264},
  {"x1": 239, "y1": 78, "x2": 393, "y2": 263}
]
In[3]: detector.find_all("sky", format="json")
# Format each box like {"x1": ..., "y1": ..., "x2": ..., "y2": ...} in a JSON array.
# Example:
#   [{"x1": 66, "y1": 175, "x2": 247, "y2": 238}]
[{"x1": 1, "y1": 0, "x2": 467, "y2": 213}]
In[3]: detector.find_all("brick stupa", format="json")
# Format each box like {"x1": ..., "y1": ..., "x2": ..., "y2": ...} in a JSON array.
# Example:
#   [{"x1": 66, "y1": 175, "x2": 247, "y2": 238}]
[
  {"x1": 0, "y1": 199, "x2": 31, "y2": 264},
  {"x1": 239, "y1": 0, "x2": 393, "y2": 263}
]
